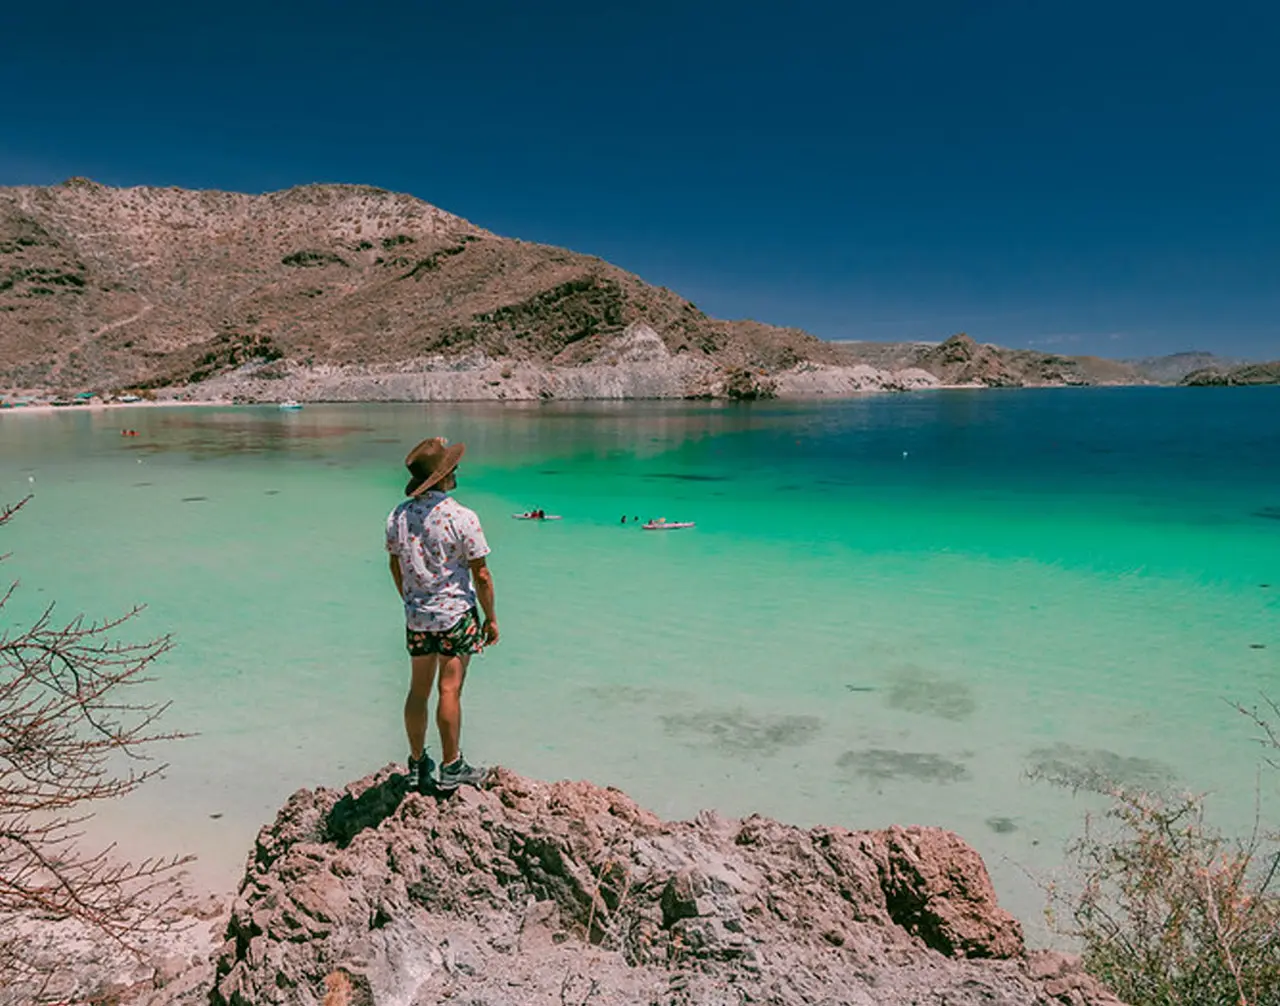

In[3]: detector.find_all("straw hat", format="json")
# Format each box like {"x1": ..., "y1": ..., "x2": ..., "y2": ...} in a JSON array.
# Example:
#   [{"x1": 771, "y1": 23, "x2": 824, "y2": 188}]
[{"x1": 403, "y1": 437, "x2": 466, "y2": 497}]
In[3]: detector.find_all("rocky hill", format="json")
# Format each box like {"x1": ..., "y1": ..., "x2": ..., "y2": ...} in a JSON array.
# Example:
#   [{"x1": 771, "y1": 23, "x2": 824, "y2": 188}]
[
  {"x1": 841, "y1": 334, "x2": 1146, "y2": 388},
  {"x1": 1126, "y1": 351, "x2": 1245, "y2": 384},
  {"x1": 1180, "y1": 360, "x2": 1280, "y2": 386},
  {"x1": 1, "y1": 180, "x2": 1157, "y2": 402},
  {"x1": 0, "y1": 179, "x2": 870, "y2": 401}
]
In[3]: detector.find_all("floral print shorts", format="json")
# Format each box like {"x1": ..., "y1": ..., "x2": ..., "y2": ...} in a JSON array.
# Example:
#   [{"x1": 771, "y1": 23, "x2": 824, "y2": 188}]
[{"x1": 406, "y1": 608, "x2": 483, "y2": 658}]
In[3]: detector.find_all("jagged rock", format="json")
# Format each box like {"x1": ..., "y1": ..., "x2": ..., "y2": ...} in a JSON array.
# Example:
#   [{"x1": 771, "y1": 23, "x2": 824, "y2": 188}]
[
  {"x1": 915, "y1": 333, "x2": 1024, "y2": 387},
  {"x1": 1181, "y1": 360, "x2": 1280, "y2": 386},
  {"x1": 210, "y1": 765, "x2": 1126, "y2": 1006},
  {"x1": 773, "y1": 361, "x2": 942, "y2": 395},
  {"x1": 596, "y1": 321, "x2": 672, "y2": 364},
  {"x1": 721, "y1": 366, "x2": 778, "y2": 400}
]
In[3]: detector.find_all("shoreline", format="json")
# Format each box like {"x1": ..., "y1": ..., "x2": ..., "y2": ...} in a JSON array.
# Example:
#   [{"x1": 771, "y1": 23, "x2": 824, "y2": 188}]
[
  {"x1": 1, "y1": 379, "x2": 1178, "y2": 417},
  {"x1": 1, "y1": 399, "x2": 222, "y2": 416},
  {"x1": 1, "y1": 345, "x2": 1148, "y2": 408}
]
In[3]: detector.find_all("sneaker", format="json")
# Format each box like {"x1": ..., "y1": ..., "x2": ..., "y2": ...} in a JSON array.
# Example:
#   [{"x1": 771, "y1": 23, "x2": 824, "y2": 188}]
[
  {"x1": 436, "y1": 755, "x2": 489, "y2": 791},
  {"x1": 406, "y1": 752, "x2": 437, "y2": 794}
]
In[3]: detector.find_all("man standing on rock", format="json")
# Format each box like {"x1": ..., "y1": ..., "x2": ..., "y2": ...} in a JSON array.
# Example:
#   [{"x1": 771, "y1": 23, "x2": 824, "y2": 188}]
[{"x1": 386, "y1": 437, "x2": 498, "y2": 793}]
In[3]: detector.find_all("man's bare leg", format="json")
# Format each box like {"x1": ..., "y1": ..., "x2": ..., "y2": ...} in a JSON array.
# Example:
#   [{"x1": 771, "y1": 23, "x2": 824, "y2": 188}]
[
  {"x1": 405, "y1": 654, "x2": 439, "y2": 760},
  {"x1": 435, "y1": 653, "x2": 470, "y2": 766}
]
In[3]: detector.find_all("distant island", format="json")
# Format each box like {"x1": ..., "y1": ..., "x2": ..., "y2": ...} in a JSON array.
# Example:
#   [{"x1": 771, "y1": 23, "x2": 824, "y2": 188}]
[{"x1": 0, "y1": 179, "x2": 1271, "y2": 404}]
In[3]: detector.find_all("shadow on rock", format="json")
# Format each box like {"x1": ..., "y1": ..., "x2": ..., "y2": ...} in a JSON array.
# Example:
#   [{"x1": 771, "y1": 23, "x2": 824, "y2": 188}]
[{"x1": 324, "y1": 771, "x2": 411, "y2": 847}]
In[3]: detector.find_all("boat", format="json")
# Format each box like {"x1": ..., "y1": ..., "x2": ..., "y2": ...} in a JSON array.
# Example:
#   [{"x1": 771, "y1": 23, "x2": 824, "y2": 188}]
[
  {"x1": 118, "y1": 394, "x2": 141, "y2": 403},
  {"x1": 512, "y1": 513, "x2": 562, "y2": 521},
  {"x1": 642, "y1": 520, "x2": 695, "y2": 530},
  {"x1": 278, "y1": 400, "x2": 303, "y2": 411}
]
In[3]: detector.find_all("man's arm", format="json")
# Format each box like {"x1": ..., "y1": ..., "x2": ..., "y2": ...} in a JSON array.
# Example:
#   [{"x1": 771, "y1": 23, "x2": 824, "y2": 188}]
[
  {"x1": 469, "y1": 557, "x2": 499, "y2": 645},
  {"x1": 389, "y1": 554, "x2": 404, "y2": 598}
]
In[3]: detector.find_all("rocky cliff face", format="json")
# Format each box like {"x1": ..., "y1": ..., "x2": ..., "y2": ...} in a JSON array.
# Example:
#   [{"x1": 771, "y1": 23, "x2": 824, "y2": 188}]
[{"x1": 207, "y1": 766, "x2": 1123, "y2": 1006}]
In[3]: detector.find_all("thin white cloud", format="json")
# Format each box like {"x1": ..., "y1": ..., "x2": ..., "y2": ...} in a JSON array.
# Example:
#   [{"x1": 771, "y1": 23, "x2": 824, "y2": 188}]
[{"x1": 1026, "y1": 332, "x2": 1127, "y2": 347}]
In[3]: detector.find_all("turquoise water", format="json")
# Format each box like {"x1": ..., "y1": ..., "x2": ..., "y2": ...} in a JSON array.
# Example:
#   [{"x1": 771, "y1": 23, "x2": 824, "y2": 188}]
[{"x1": 2, "y1": 389, "x2": 1278, "y2": 936}]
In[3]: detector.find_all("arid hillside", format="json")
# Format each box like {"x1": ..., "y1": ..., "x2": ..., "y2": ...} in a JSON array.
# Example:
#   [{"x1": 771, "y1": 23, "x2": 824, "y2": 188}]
[
  {"x1": 1180, "y1": 360, "x2": 1280, "y2": 386},
  {"x1": 0, "y1": 179, "x2": 838, "y2": 395},
  {"x1": 839, "y1": 334, "x2": 1145, "y2": 387},
  {"x1": 2, "y1": 180, "x2": 1153, "y2": 400}
]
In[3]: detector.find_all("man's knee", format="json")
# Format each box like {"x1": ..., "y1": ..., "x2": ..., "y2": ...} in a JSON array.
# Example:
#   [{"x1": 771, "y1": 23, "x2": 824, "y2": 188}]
[
  {"x1": 437, "y1": 658, "x2": 467, "y2": 696},
  {"x1": 405, "y1": 687, "x2": 431, "y2": 707}
]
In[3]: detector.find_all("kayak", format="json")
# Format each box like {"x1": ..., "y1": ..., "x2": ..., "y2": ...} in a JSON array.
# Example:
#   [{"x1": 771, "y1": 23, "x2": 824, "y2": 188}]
[
  {"x1": 642, "y1": 521, "x2": 695, "y2": 530},
  {"x1": 512, "y1": 513, "x2": 562, "y2": 520}
]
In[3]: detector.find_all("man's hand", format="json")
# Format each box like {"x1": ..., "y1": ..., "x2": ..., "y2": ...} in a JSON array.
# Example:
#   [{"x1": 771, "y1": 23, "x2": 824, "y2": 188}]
[{"x1": 482, "y1": 618, "x2": 500, "y2": 646}]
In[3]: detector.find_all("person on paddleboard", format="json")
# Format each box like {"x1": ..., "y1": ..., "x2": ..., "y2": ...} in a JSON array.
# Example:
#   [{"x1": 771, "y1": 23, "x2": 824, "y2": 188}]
[{"x1": 385, "y1": 437, "x2": 498, "y2": 794}]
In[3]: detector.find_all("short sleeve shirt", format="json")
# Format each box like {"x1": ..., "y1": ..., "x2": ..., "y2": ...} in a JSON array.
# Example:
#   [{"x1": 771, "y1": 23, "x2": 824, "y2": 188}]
[{"x1": 385, "y1": 491, "x2": 491, "y2": 632}]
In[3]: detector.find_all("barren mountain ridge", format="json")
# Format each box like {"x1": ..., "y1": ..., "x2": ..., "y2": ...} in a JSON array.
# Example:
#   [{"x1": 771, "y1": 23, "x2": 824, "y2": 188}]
[
  {"x1": 0, "y1": 179, "x2": 844, "y2": 397},
  {"x1": 1, "y1": 180, "x2": 1153, "y2": 400}
]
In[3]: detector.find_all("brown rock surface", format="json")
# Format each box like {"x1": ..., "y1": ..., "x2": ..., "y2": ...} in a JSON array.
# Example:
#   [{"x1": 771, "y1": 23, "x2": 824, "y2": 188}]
[
  {"x1": 207, "y1": 765, "x2": 1124, "y2": 1006},
  {"x1": 914, "y1": 333, "x2": 1025, "y2": 387}
]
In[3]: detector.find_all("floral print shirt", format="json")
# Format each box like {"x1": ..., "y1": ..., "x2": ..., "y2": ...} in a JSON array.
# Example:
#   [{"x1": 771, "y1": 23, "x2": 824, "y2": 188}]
[{"x1": 386, "y1": 491, "x2": 491, "y2": 632}]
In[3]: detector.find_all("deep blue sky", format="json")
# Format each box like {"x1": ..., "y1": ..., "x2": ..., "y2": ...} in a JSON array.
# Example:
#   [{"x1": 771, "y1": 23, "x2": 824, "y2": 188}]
[{"x1": 2, "y1": 1, "x2": 1277, "y2": 358}]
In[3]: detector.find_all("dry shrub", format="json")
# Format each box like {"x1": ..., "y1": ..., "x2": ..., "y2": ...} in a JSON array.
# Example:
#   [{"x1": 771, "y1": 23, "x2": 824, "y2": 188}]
[
  {"x1": 0, "y1": 496, "x2": 189, "y2": 991},
  {"x1": 1043, "y1": 706, "x2": 1280, "y2": 1006}
]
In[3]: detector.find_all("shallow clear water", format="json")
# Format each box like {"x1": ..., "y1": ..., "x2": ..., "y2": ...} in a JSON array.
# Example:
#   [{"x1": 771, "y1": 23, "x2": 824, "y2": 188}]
[{"x1": 2, "y1": 389, "x2": 1278, "y2": 937}]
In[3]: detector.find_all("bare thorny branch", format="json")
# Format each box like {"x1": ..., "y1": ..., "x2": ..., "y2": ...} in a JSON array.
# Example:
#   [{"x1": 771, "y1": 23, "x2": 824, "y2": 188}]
[
  {"x1": 1232, "y1": 695, "x2": 1280, "y2": 771},
  {"x1": 1040, "y1": 701, "x2": 1280, "y2": 1006},
  {"x1": 0, "y1": 497, "x2": 191, "y2": 982}
]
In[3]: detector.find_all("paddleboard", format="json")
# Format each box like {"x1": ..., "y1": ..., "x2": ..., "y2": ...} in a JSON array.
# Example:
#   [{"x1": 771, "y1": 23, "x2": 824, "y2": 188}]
[
  {"x1": 512, "y1": 513, "x2": 563, "y2": 520},
  {"x1": 642, "y1": 521, "x2": 695, "y2": 530}
]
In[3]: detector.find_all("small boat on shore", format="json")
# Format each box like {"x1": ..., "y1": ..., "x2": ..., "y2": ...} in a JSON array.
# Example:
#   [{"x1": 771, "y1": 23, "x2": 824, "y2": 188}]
[
  {"x1": 278, "y1": 400, "x2": 303, "y2": 411},
  {"x1": 642, "y1": 519, "x2": 695, "y2": 530},
  {"x1": 512, "y1": 512, "x2": 562, "y2": 521}
]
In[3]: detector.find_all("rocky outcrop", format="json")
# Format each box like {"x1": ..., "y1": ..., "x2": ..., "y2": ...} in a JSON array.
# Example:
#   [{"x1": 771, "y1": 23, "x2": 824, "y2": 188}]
[
  {"x1": 838, "y1": 336, "x2": 1148, "y2": 389},
  {"x1": 774, "y1": 361, "x2": 940, "y2": 395},
  {"x1": 1181, "y1": 360, "x2": 1280, "y2": 386},
  {"x1": 914, "y1": 334, "x2": 1024, "y2": 387},
  {"x1": 210, "y1": 766, "x2": 1124, "y2": 1006}
]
